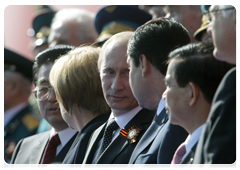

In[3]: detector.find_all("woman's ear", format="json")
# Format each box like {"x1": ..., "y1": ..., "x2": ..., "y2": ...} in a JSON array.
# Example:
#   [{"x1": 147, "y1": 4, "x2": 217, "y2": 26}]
[{"x1": 188, "y1": 82, "x2": 199, "y2": 106}]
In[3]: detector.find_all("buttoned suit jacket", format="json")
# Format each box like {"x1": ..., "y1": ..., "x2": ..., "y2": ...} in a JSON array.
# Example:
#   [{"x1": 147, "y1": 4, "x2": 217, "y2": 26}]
[
  {"x1": 10, "y1": 130, "x2": 77, "y2": 164},
  {"x1": 62, "y1": 114, "x2": 109, "y2": 164},
  {"x1": 129, "y1": 109, "x2": 188, "y2": 164},
  {"x1": 193, "y1": 67, "x2": 236, "y2": 164},
  {"x1": 181, "y1": 142, "x2": 198, "y2": 164},
  {"x1": 82, "y1": 108, "x2": 156, "y2": 164}
]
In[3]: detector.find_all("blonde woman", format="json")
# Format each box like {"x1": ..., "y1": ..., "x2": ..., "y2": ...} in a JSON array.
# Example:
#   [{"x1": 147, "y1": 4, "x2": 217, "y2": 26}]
[{"x1": 49, "y1": 45, "x2": 110, "y2": 164}]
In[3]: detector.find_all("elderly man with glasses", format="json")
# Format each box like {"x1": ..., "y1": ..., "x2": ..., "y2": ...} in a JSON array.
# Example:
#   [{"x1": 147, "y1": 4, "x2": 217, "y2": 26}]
[
  {"x1": 193, "y1": 5, "x2": 236, "y2": 164},
  {"x1": 10, "y1": 45, "x2": 78, "y2": 164}
]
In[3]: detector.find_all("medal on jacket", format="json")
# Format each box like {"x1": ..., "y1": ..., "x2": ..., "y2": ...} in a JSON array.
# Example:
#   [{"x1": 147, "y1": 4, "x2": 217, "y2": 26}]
[{"x1": 120, "y1": 125, "x2": 141, "y2": 143}]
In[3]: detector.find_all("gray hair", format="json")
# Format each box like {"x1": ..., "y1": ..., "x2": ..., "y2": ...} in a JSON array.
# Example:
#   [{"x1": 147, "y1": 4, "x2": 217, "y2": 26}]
[{"x1": 51, "y1": 8, "x2": 97, "y2": 43}]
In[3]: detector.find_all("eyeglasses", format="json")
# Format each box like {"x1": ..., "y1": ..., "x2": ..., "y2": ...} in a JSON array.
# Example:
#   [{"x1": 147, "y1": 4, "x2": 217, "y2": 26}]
[
  {"x1": 32, "y1": 86, "x2": 54, "y2": 101},
  {"x1": 205, "y1": 7, "x2": 235, "y2": 22}
]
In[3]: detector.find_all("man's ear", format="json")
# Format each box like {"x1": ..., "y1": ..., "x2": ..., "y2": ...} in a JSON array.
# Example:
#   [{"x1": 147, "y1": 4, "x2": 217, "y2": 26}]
[
  {"x1": 139, "y1": 54, "x2": 150, "y2": 77},
  {"x1": 234, "y1": 6, "x2": 238, "y2": 32},
  {"x1": 188, "y1": 82, "x2": 199, "y2": 106}
]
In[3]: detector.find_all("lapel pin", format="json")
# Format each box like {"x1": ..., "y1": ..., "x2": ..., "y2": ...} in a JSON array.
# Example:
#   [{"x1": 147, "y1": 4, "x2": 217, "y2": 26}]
[{"x1": 120, "y1": 125, "x2": 141, "y2": 144}]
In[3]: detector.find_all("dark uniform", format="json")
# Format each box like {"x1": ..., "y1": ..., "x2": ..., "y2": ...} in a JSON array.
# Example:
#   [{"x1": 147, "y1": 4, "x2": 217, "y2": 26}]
[
  {"x1": 4, "y1": 48, "x2": 40, "y2": 163},
  {"x1": 94, "y1": 5, "x2": 152, "y2": 46}
]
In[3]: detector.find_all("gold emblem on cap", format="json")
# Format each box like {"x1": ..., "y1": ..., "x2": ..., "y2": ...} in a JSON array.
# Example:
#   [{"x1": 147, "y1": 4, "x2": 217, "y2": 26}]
[{"x1": 105, "y1": 6, "x2": 117, "y2": 13}]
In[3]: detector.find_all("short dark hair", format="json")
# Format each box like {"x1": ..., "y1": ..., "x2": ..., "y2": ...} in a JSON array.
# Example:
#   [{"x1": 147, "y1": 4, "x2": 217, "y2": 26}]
[
  {"x1": 33, "y1": 45, "x2": 75, "y2": 86},
  {"x1": 127, "y1": 17, "x2": 190, "y2": 75},
  {"x1": 168, "y1": 41, "x2": 234, "y2": 104}
]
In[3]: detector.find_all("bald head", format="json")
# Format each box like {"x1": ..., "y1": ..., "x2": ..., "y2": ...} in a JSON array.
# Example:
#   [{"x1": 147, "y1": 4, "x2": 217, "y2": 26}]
[{"x1": 98, "y1": 31, "x2": 133, "y2": 71}]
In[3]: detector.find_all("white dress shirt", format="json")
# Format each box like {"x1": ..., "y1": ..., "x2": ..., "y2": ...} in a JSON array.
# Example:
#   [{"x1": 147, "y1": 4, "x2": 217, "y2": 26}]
[
  {"x1": 4, "y1": 102, "x2": 28, "y2": 127},
  {"x1": 92, "y1": 106, "x2": 142, "y2": 163},
  {"x1": 50, "y1": 127, "x2": 77, "y2": 156},
  {"x1": 181, "y1": 124, "x2": 205, "y2": 160},
  {"x1": 156, "y1": 98, "x2": 166, "y2": 116}
]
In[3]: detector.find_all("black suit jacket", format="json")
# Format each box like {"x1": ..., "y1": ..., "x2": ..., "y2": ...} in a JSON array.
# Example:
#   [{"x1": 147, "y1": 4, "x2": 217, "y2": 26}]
[
  {"x1": 128, "y1": 109, "x2": 188, "y2": 164},
  {"x1": 62, "y1": 114, "x2": 109, "y2": 164},
  {"x1": 181, "y1": 142, "x2": 198, "y2": 164},
  {"x1": 193, "y1": 67, "x2": 236, "y2": 164},
  {"x1": 10, "y1": 130, "x2": 77, "y2": 164},
  {"x1": 82, "y1": 108, "x2": 156, "y2": 164}
]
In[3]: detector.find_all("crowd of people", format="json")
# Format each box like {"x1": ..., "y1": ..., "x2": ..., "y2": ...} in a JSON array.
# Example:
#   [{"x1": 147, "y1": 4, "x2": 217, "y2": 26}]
[{"x1": 4, "y1": 5, "x2": 236, "y2": 165}]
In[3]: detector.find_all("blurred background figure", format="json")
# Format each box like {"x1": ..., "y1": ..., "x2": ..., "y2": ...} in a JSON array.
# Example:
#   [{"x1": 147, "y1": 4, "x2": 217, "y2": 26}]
[
  {"x1": 28, "y1": 5, "x2": 56, "y2": 58},
  {"x1": 48, "y1": 8, "x2": 98, "y2": 47},
  {"x1": 164, "y1": 5, "x2": 202, "y2": 42},
  {"x1": 94, "y1": 5, "x2": 152, "y2": 47},
  {"x1": 4, "y1": 48, "x2": 40, "y2": 163},
  {"x1": 138, "y1": 5, "x2": 165, "y2": 19},
  {"x1": 194, "y1": 5, "x2": 212, "y2": 42}
]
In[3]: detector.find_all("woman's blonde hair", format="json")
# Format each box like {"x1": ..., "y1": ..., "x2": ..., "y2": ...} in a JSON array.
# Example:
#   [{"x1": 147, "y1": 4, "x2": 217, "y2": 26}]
[{"x1": 50, "y1": 45, "x2": 110, "y2": 116}]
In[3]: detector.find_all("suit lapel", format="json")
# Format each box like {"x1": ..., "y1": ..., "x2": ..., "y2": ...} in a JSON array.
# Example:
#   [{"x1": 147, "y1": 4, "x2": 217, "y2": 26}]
[
  {"x1": 181, "y1": 142, "x2": 198, "y2": 164},
  {"x1": 53, "y1": 132, "x2": 78, "y2": 163},
  {"x1": 97, "y1": 134, "x2": 128, "y2": 163},
  {"x1": 129, "y1": 108, "x2": 168, "y2": 163},
  {"x1": 83, "y1": 123, "x2": 107, "y2": 163},
  {"x1": 97, "y1": 108, "x2": 155, "y2": 164},
  {"x1": 29, "y1": 131, "x2": 50, "y2": 163}
]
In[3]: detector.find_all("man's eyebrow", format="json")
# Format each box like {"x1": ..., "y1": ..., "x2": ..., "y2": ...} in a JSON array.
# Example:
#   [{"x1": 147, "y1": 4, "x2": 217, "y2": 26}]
[
  {"x1": 38, "y1": 79, "x2": 49, "y2": 86},
  {"x1": 121, "y1": 68, "x2": 130, "y2": 72}
]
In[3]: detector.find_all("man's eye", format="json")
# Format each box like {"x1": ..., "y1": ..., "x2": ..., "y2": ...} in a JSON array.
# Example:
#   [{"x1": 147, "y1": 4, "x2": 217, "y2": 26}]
[
  {"x1": 39, "y1": 87, "x2": 48, "y2": 92},
  {"x1": 103, "y1": 70, "x2": 114, "y2": 74}
]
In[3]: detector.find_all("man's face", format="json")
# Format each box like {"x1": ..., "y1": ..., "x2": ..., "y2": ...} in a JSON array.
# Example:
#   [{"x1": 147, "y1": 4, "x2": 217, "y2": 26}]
[
  {"x1": 207, "y1": 5, "x2": 236, "y2": 64},
  {"x1": 37, "y1": 64, "x2": 67, "y2": 129},
  {"x1": 48, "y1": 21, "x2": 83, "y2": 47},
  {"x1": 162, "y1": 59, "x2": 189, "y2": 126},
  {"x1": 164, "y1": 5, "x2": 201, "y2": 42},
  {"x1": 100, "y1": 40, "x2": 138, "y2": 116}
]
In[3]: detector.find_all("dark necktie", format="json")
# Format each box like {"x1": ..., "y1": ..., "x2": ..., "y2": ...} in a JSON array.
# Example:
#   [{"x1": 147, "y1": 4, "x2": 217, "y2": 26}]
[
  {"x1": 41, "y1": 133, "x2": 61, "y2": 164},
  {"x1": 95, "y1": 119, "x2": 119, "y2": 163},
  {"x1": 171, "y1": 142, "x2": 186, "y2": 164}
]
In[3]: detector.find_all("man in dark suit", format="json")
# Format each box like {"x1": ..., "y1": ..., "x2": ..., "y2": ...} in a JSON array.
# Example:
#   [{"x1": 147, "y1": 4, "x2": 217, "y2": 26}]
[
  {"x1": 10, "y1": 45, "x2": 78, "y2": 164},
  {"x1": 162, "y1": 42, "x2": 233, "y2": 164},
  {"x1": 193, "y1": 5, "x2": 236, "y2": 164},
  {"x1": 82, "y1": 31, "x2": 155, "y2": 164},
  {"x1": 126, "y1": 18, "x2": 190, "y2": 164},
  {"x1": 4, "y1": 48, "x2": 40, "y2": 163}
]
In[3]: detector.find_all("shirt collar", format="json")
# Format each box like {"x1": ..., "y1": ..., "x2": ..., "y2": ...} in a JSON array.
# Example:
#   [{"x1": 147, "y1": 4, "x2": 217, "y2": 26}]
[
  {"x1": 51, "y1": 127, "x2": 77, "y2": 147},
  {"x1": 184, "y1": 124, "x2": 205, "y2": 153},
  {"x1": 156, "y1": 98, "x2": 166, "y2": 116},
  {"x1": 4, "y1": 102, "x2": 28, "y2": 127},
  {"x1": 109, "y1": 106, "x2": 142, "y2": 129}
]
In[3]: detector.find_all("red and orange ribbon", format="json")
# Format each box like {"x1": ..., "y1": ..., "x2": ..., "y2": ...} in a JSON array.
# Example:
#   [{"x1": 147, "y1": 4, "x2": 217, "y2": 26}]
[{"x1": 120, "y1": 125, "x2": 141, "y2": 143}]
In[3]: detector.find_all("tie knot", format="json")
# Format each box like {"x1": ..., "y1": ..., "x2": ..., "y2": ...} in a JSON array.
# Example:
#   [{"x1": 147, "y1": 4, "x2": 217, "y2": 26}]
[
  {"x1": 49, "y1": 133, "x2": 61, "y2": 146},
  {"x1": 106, "y1": 119, "x2": 119, "y2": 132}
]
